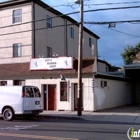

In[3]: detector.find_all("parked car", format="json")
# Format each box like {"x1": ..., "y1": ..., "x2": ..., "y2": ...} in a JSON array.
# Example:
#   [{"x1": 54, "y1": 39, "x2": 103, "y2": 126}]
[{"x1": 0, "y1": 85, "x2": 43, "y2": 121}]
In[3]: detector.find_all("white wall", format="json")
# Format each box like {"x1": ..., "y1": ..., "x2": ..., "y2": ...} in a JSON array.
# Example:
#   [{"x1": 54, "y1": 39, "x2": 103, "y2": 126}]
[
  {"x1": 24, "y1": 75, "x2": 94, "y2": 111},
  {"x1": 94, "y1": 78, "x2": 131, "y2": 111}
]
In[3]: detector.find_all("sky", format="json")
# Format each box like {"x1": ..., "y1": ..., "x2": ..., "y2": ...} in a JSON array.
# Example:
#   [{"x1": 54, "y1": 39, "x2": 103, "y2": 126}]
[
  {"x1": 41, "y1": 0, "x2": 140, "y2": 67},
  {"x1": 1, "y1": 0, "x2": 140, "y2": 67}
]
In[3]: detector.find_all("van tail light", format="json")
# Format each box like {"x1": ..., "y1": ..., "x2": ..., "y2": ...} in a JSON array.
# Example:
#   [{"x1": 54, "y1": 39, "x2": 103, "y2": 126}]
[{"x1": 22, "y1": 92, "x2": 25, "y2": 97}]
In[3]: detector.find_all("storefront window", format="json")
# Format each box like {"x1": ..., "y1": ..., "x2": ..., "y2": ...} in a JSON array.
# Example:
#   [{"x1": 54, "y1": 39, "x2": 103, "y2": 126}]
[
  {"x1": 0, "y1": 81, "x2": 7, "y2": 86},
  {"x1": 60, "y1": 82, "x2": 67, "y2": 101}
]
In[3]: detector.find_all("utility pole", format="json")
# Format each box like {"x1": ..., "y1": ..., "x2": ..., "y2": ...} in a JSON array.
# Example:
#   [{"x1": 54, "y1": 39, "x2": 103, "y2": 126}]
[{"x1": 75, "y1": 0, "x2": 83, "y2": 116}]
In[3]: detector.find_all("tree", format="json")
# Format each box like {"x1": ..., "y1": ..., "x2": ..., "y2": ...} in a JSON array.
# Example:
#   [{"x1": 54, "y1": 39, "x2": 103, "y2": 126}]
[{"x1": 121, "y1": 43, "x2": 140, "y2": 65}]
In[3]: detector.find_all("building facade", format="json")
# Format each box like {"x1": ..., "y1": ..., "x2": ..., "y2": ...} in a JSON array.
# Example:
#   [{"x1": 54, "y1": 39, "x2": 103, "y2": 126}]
[
  {"x1": 0, "y1": 0, "x2": 99, "y2": 65},
  {"x1": 0, "y1": 0, "x2": 131, "y2": 111}
]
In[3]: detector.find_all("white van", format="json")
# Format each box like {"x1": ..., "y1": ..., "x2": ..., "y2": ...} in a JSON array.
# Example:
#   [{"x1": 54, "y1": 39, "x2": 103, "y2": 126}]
[{"x1": 0, "y1": 85, "x2": 43, "y2": 121}]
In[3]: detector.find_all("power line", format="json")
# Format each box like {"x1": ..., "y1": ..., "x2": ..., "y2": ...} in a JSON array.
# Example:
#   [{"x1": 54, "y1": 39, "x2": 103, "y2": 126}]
[
  {"x1": 100, "y1": 25, "x2": 140, "y2": 38},
  {"x1": 0, "y1": 19, "x2": 140, "y2": 39},
  {"x1": 1, "y1": 4, "x2": 140, "y2": 30},
  {"x1": 0, "y1": 2, "x2": 74, "y2": 19},
  {"x1": 0, "y1": 44, "x2": 32, "y2": 49},
  {"x1": 85, "y1": 1, "x2": 140, "y2": 7},
  {"x1": 65, "y1": 0, "x2": 79, "y2": 19},
  {"x1": 0, "y1": 23, "x2": 76, "y2": 37},
  {"x1": 43, "y1": 5, "x2": 140, "y2": 20},
  {"x1": 84, "y1": 19, "x2": 140, "y2": 25}
]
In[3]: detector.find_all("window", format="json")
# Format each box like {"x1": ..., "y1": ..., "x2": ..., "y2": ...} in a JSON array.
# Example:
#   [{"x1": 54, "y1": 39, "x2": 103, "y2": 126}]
[
  {"x1": 47, "y1": 46, "x2": 52, "y2": 57},
  {"x1": 60, "y1": 82, "x2": 67, "y2": 101},
  {"x1": 0, "y1": 81, "x2": 7, "y2": 86},
  {"x1": 13, "y1": 43, "x2": 21, "y2": 57},
  {"x1": 89, "y1": 38, "x2": 92, "y2": 47},
  {"x1": 34, "y1": 87, "x2": 41, "y2": 97},
  {"x1": 47, "y1": 15, "x2": 52, "y2": 28},
  {"x1": 25, "y1": 87, "x2": 34, "y2": 98},
  {"x1": 13, "y1": 9, "x2": 22, "y2": 23},
  {"x1": 70, "y1": 27, "x2": 74, "y2": 39},
  {"x1": 13, "y1": 80, "x2": 25, "y2": 85}
]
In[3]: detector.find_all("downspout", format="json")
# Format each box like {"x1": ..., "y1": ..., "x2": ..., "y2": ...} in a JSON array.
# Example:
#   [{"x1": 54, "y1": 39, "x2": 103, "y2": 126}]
[
  {"x1": 32, "y1": 1, "x2": 35, "y2": 58},
  {"x1": 64, "y1": 19, "x2": 68, "y2": 56}
]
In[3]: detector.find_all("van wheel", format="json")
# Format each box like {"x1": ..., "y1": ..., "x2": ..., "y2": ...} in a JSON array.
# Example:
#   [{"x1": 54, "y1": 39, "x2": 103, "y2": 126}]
[{"x1": 3, "y1": 108, "x2": 14, "y2": 121}]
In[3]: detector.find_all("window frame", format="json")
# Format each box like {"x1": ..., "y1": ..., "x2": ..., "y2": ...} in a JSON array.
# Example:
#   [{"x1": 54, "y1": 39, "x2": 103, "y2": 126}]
[
  {"x1": 13, "y1": 43, "x2": 22, "y2": 57},
  {"x1": 25, "y1": 87, "x2": 34, "y2": 98},
  {"x1": 13, "y1": 9, "x2": 22, "y2": 24},
  {"x1": 70, "y1": 27, "x2": 74, "y2": 39},
  {"x1": 13, "y1": 80, "x2": 25, "y2": 85},
  {"x1": 47, "y1": 15, "x2": 52, "y2": 29},
  {"x1": 60, "y1": 82, "x2": 68, "y2": 101},
  {"x1": 33, "y1": 87, "x2": 41, "y2": 98},
  {"x1": 46, "y1": 46, "x2": 52, "y2": 57}
]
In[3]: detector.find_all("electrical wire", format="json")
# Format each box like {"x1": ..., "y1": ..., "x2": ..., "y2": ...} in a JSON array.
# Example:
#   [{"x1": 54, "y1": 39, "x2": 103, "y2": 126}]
[
  {"x1": 100, "y1": 25, "x2": 140, "y2": 38},
  {"x1": 84, "y1": 1, "x2": 140, "y2": 7},
  {"x1": 65, "y1": 0, "x2": 80, "y2": 19},
  {"x1": 1, "y1": 4, "x2": 140, "y2": 30},
  {"x1": 0, "y1": 2, "x2": 74, "y2": 19}
]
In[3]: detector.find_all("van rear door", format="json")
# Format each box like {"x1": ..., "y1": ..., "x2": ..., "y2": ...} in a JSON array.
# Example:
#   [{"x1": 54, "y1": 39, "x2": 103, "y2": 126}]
[
  {"x1": 23, "y1": 86, "x2": 35, "y2": 110},
  {"x1": 33, "y1": 87, "x2": 42, "y2": 110}
]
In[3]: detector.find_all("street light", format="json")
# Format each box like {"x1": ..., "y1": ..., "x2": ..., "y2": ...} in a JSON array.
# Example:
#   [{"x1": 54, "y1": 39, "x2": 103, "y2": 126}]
[{"x1": 75, "y1": 0, "x2": 83, "y2": 116}]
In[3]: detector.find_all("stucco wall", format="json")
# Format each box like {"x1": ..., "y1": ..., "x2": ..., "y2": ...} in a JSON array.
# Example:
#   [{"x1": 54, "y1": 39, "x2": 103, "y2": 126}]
[
  {"x1": 66, "y1": 20, "x2": 98, "y2": 58},
  {"x1": 34, "y1": 4, "x2": 98, "y2": 59},
  {"x1": 34, "y1": 4, "x2": 65, "y2": 58},
  {"x1": 94, "y1": 78, "x2": 131, "y2": 111},
  {"x1": 25, "y1": 76, "x2": 94, "y2": 111},
  {"x1": 0, "y1": 3, "x2": 32, "y2": 64}
]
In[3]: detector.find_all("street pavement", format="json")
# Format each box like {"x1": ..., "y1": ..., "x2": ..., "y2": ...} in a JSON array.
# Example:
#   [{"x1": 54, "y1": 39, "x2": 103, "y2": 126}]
[{"x1": 38, "y1": 105, "x2": 140, "y2": 124}]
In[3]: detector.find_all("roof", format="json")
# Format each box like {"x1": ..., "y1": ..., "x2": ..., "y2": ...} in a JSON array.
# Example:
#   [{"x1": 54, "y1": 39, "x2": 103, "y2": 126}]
[
  {"x1": 94, "y1": 72, "x2": 131, "y2": 81},
  {"x1": 0, "y1": 58, "x2": 95, "y2": 78},
  {"x1": 123, "y1": 63, "x2": 140, "y2": 69},
  {"x1": 0, "y1": 0, "x2": 99, "y2": 39}
]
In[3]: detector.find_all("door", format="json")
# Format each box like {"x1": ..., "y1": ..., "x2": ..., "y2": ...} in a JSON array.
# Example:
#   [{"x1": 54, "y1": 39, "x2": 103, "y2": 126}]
[
  {"x1": 23, "y1": 87, "x2": 35, "y2": 110},
  {"x1": 33, "y1": 87, "x2": 42, "y2": 110},
  {"x1": 48, "y1": 85, "x2": 56, "y2": 110},
  {"x1": 43, "y1": 85, "x2": 47, "y2": 110},
  {"x1": 74, "y1": 84, "x2": 83, "y2": 111}
]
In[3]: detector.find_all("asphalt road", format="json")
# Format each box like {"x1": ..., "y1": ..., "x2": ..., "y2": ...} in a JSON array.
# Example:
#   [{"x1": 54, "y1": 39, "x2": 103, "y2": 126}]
[{"x1": 0, "y1": 117, "x2": 139, "y2": 140}]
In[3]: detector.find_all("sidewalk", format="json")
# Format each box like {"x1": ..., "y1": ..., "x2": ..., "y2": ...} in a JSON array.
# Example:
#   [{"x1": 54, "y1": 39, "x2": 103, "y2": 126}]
[{"x1": 38, "y1": 106, "x2": 140, "y2": 124}]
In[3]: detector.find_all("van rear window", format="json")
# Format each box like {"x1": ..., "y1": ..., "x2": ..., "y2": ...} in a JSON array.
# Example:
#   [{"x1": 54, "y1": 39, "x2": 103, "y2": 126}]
[
  {"x1": 25, "y1": 87, "x2": 34, "y2": 98},
  {"x1": 34, "y1": 87, "x2": 41, "y2": 97}
]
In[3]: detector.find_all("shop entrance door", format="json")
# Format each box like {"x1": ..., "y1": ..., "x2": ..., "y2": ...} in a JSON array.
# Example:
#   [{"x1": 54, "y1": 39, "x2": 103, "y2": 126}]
[{"x1": 48, "y1": 85, "x2": 57, "y2": 110}]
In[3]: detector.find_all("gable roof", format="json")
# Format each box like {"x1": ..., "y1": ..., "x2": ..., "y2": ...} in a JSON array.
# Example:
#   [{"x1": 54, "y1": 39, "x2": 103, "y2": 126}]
[
  {"x1": 0, "y1": 0, "x2": 99, "y2": 39},
  {"x1": 0, "y1": 58, "x2": 95, "y2": 78}
]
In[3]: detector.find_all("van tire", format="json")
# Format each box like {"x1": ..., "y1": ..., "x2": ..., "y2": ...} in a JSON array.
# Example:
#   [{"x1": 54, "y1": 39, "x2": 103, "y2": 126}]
[{"x1": 3, "y1": 108, "x2": 14, "y2": 121}]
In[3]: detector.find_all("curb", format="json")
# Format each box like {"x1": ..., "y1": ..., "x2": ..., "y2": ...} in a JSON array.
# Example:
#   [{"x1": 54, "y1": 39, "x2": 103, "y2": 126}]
[{"x1": 35, "y1": 115, "x2": 84, "y2": 120}]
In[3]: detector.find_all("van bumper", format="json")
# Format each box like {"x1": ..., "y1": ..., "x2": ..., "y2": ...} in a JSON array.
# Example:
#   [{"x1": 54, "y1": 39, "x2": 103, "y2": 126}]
[{"x1": 23, "y1": 110, "x2": 43, "y2": 114}]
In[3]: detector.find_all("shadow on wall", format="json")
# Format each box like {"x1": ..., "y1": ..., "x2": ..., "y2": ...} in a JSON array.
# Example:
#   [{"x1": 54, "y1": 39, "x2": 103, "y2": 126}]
[{"x1": 94, "y1": 87, "x2": 128, "y2": 112}]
